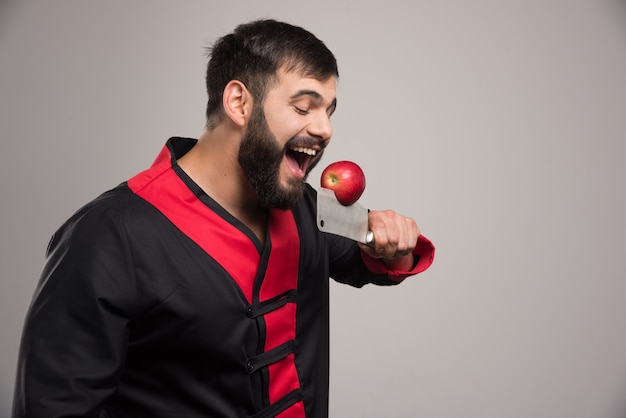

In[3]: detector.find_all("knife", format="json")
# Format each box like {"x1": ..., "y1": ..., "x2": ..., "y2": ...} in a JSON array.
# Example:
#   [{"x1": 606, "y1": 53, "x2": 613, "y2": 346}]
[{"x1": 316, "y1": 187, "x2": 374, "y2": 245}]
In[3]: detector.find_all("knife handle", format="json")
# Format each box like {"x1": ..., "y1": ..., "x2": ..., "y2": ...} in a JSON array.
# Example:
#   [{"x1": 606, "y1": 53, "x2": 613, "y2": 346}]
[{"x1": 365, "y1": 230, "x2": 375, "y2": 247}]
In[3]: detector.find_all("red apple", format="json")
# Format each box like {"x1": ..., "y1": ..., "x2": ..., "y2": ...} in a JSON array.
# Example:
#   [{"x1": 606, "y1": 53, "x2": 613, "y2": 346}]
[{"x1": 320, "y1": 161, "x2": 366, "y2": 206}]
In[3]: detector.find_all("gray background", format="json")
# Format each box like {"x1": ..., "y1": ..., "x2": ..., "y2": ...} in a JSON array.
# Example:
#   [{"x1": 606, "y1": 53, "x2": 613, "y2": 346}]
[{"x1": 2, "y1": 1, "x2": 626, "y2": 417}]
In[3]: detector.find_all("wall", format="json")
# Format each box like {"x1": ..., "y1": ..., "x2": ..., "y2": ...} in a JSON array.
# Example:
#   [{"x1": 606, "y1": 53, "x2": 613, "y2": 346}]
[{"x1": 2, "y1": 1, "x2": 626, "y2": 416}]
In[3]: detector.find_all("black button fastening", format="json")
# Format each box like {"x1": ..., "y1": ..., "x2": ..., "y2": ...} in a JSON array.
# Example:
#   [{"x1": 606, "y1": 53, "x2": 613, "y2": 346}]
[{"x1": 246, "y1": 359, "x2": 255, "y2": 374}]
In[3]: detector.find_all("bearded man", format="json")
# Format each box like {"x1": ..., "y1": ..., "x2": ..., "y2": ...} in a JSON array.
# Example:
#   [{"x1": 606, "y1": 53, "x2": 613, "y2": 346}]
[{"x1": 13, "y1": 19, "x2": 434, "y2": 418}]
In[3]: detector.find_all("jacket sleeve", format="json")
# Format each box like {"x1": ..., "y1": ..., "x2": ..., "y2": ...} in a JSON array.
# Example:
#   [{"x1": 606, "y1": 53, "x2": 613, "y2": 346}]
[
  {"x1": 359, "y1": 234, "x2": 435, "y2": 281},
  {"x1": 327, "y1": 230, "x2": 434, "y2": 288},
  {"x1": 13, "y1": 204, "x2": 137, "y2": 418}
]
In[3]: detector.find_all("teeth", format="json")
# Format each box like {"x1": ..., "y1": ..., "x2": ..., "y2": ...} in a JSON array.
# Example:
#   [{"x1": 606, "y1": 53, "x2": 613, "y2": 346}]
[{"x1": 291, "y1": 146, "x2": 317, "y2": 156}]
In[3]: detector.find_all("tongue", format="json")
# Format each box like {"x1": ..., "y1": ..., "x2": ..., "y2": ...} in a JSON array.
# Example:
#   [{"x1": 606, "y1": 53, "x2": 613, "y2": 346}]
[{"x1": 286, "y1": 152, "x2": 304, "y2": 174}]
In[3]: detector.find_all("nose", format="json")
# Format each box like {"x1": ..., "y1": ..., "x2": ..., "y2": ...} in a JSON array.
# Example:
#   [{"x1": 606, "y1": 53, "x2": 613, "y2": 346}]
[{"x1": 308, "y1": 111, "x2": 333, "y2": 143}]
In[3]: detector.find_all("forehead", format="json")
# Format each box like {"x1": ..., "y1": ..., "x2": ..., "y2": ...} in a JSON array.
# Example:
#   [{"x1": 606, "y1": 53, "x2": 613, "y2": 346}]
[{"x1": 270, "y1": 68, "x2": 337, "y2": 102}]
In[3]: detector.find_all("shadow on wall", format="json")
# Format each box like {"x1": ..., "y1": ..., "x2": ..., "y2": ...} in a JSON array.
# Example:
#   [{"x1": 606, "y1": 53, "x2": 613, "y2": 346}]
[
  {"x1": 613, "y1": 377, "x2": 626, "y2": 418},
  {"x1": 613, "y1": 0, "x2": 626, "y2": 18},
  {"x1": 0, "y1": 0, "x2": 20, "y2": 40}
]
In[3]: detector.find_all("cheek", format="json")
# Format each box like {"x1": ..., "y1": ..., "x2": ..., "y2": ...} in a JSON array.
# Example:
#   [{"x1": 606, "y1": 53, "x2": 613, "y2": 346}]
[{"x1": 265, "y1": 109, "x2": 302, "y2": 141}]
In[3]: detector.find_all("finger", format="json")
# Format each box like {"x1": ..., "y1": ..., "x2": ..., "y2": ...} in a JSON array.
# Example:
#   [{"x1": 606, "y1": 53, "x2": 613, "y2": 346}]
[
  {"x1": 388, "y1": 215, "x2": 417, "y2": 258},
  {"x1": 402, "y1": 217, "x2": 418, "y2": 253},
  {"x1": 377, "y1": 210, "x2": 398, "y2": 257},
  {"x1": 395, "y1": 217, "x2": 418, "y2": 257}
]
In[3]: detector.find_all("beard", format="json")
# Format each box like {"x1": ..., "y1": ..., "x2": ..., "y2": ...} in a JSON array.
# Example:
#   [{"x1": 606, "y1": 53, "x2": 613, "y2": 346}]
[{"x1": 238, "y1": 105, "x2": 322, "y2": 210}]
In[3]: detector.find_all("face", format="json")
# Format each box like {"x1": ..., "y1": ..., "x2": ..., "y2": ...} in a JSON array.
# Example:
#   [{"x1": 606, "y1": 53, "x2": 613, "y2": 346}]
[{"x1": 238, "y1": 69, "x2": 337, "y2": 209}]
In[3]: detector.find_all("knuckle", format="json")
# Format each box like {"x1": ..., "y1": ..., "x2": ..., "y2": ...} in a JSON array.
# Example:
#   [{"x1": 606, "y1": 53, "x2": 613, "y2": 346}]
[{"x1": 383, "y1": 209, "x2": 396, "y2": 218}]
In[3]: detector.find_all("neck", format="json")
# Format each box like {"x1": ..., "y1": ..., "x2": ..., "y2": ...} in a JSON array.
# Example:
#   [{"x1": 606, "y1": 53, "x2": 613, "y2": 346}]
[{"x1": 178, "y1": 127, "x2": 268, "y2": 243}]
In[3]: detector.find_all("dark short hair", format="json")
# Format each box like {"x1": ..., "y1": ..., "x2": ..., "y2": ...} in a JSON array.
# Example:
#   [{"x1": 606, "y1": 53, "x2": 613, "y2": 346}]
[{"x1": 205, "y1": 19, "x2": 339, "y2": 127}]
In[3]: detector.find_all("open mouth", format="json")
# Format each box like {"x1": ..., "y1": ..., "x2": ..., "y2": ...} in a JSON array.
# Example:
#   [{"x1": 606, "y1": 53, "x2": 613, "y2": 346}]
[{"x1": 286, "y1": 146, "x2": 317, "y2": 175}]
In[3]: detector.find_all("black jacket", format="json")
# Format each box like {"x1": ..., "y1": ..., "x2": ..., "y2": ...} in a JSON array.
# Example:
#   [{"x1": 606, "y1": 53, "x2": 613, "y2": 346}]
[{"x1": 13, "y1": 138, "x2": 434, "y2": 417}]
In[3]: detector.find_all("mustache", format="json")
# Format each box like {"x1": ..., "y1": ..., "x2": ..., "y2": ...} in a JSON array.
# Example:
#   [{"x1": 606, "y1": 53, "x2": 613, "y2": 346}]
[{"x1": 285, "y1": 135, "x2": 327, "y2": 150}]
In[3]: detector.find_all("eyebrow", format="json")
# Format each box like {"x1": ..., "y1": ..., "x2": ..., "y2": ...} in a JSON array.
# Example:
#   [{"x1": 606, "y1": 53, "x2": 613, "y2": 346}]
[{"x1": 290, "y1": 89, "x2": 337, "y2": 114}]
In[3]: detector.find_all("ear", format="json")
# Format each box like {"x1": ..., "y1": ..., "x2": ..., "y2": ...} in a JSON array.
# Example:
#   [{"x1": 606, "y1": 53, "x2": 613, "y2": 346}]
[{"x1": 222, "y1": 80, "x2": 253, "y2": 127}]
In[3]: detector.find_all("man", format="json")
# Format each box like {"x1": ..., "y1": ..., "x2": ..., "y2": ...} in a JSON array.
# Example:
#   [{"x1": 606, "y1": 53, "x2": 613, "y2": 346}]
[{"x1": 13, "y1": 19, "x2": 434, "y2": 417}]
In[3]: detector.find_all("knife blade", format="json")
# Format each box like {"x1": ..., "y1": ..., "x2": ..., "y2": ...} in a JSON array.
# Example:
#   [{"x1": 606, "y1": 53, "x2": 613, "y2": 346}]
[{"x1": 316, "y1": 187, "x2": 374, "y2": 244}]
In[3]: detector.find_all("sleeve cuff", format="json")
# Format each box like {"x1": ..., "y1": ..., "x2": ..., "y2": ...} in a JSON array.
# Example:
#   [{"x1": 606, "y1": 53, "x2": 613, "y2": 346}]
[{"x1": 360, "y1": 234, "x2": 435, "y2": 282}]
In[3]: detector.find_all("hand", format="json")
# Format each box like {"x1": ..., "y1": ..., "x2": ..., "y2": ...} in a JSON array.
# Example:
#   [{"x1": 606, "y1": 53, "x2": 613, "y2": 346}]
[{"x1": 358, "y1": 210, "x2": 420, "y2": 270}]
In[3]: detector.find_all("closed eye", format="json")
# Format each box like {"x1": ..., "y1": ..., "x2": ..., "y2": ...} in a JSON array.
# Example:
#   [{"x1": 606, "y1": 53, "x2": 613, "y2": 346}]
[{"x1": 294, "y1": 106, "x2": 310, "y2": 115}]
